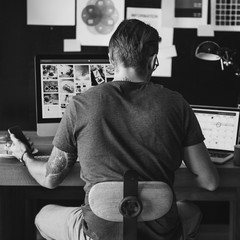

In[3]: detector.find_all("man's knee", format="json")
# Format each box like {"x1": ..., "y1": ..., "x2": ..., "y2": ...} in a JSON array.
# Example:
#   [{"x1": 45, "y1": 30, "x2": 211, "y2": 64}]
[
  {"x1": 35, "y1": 204, "x2": 56, "y2": 229},
  {"x1": 177, "y1": 201, "x2": 202, "y2": 222},
  {"x1": 177, "y1": 201, "x2": 202, "y2": 240}
]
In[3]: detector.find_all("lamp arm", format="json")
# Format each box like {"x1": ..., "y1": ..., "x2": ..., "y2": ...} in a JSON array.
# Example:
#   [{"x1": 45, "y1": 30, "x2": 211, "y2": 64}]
[
  {"x1": 219, "y1": 48, "x2": 240, "y2": 77},
  {"x1": 231, "y1": 61, "x2": 240, "y2": 77}
]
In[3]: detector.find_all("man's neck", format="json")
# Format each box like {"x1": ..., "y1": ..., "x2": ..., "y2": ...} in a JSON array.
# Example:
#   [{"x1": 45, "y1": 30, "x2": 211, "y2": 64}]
[{"x1": 113, "y1": 66, "x2": 148, "y2": 83}]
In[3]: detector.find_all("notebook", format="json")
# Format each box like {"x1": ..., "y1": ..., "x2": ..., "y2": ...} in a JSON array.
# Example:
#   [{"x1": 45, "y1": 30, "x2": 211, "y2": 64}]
[{"x1": 191, "y1": 105, "x2": 240, "y2": 164}]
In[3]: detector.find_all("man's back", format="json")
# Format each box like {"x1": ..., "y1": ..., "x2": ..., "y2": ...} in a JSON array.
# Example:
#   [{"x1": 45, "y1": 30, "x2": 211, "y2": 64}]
[
  {"x1": 55, "y1": 81, "x2": 203, "y2": 190},
  {"x1": 53, "y1": 80, "x2": 204, "y2": 239}
]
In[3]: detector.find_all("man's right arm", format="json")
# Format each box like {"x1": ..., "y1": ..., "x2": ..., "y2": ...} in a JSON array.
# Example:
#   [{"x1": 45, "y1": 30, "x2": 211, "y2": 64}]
[
  {"x1": 183, "y1": 142, "x2": 219, "y2": 191},
  {"x1": 24, "y1": 146, "x2": 77, "y2": 189},
  {"x1": 10, "y1": 133, "x2": 77, "y2": 189}
]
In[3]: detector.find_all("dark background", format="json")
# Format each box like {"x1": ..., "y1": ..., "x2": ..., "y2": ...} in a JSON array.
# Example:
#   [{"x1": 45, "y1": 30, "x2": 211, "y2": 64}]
[{"x1": 1, "y1": 0, "x2": 240, "y2": 130}]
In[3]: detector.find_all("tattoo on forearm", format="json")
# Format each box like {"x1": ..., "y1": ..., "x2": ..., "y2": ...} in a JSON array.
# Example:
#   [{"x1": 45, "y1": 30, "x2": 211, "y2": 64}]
[
  {"x1": 45, "y1": 147, "x2": 77, "y2": 178},
  {"x1": 46, "y1": 154, "x2": 66, "y2": 176}
]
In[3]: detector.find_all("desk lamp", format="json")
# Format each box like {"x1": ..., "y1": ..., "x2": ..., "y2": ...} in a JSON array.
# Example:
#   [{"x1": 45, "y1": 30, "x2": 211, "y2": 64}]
[{"x1": 195, "y1": 41, "x2": 240, "y2": 77}]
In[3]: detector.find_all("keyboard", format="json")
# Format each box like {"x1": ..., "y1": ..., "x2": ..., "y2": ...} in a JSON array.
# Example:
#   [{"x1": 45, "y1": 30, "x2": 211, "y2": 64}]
[{"x1": 209, "y1": 151, "x2": 233, "y2": 164}]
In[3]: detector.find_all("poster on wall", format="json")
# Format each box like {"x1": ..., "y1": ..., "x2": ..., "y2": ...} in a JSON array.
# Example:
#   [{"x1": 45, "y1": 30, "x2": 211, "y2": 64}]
[
  {"x1": 76, "y1": 0, "x2": 125, "y2": 46},
  {"x1": 161, "y1": 0, "x2": 208, "y2": 28},
  {"x1": 210, "y1": 0, "x2": 240, "y2": 32}
]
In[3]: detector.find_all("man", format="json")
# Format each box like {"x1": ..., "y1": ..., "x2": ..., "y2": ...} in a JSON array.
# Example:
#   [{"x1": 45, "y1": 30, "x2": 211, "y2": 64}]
[{"x1": 10, "y1": 19, "x2": 219, "y2": 240}]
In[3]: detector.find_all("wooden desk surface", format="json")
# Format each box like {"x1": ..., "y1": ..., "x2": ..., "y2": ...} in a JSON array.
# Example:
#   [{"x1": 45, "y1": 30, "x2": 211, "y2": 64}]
[{"x1": 0, "y1": 131, "x2": 240, "y2": 188}]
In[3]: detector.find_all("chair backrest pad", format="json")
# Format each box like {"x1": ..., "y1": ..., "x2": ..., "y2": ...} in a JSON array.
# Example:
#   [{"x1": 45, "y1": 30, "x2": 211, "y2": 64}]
[{"x1": 89, "y1": 181, "x2": 173, "y2": 222}]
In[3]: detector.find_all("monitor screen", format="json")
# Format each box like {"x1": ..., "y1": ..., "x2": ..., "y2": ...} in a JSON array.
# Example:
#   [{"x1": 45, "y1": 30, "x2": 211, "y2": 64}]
[
  {"x1": 192, "y1": 105, "x2": 240, "y2": 151},
  {"x1": 35, "y1": 54, "x2": 114, "y2": 136}
]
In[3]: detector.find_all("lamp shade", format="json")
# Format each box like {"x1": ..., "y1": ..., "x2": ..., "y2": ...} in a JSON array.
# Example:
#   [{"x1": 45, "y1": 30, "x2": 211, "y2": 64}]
[{"x1": 195, "y1": 41, "x2": 221, "y2": 61}]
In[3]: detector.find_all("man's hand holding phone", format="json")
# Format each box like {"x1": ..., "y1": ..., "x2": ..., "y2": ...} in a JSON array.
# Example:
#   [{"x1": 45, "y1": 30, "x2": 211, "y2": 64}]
[{"x1": 8, "y1": 126, "x2": 31, "y2": 165}]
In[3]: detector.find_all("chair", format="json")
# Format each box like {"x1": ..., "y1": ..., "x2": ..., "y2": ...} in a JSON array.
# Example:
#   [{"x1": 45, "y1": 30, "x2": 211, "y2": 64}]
[{"x1": 88, "y1": 170, "x2": 173, "y2": 240}]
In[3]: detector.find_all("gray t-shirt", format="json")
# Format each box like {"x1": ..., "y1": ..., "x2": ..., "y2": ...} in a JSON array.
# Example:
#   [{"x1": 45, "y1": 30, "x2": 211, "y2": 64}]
[{"x1": 53, "y1": 81, "x2": 204, "y2": 240}]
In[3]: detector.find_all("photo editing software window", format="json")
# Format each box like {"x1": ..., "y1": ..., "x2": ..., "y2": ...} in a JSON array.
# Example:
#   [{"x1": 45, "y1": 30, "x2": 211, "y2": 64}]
[
  {"x1": 36, "y1": 55, "x2": 114, "y2": 119},
  {"x1": 35, "y1": 55, "x2": 114, "y2": 136}
]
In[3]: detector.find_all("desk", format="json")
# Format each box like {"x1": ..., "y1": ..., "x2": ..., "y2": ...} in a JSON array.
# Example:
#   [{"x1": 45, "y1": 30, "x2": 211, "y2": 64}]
[{"x1": 0, "y1": 132, "x2": 240, "y2": 240}]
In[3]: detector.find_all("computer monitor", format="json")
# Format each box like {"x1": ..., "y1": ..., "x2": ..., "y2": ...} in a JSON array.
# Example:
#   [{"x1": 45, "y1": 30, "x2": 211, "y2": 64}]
[{"x1": 34, "y1": 54, "x2": 114, "y2": 136}]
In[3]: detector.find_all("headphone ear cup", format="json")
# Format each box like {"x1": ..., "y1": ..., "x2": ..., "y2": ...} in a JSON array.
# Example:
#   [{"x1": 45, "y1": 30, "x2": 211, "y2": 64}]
[{"x1": 149, "y1": 54, "x2": 157, "y2": 72}]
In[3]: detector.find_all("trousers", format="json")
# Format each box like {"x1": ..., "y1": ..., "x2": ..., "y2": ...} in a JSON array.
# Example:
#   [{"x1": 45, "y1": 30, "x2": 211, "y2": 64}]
[{"x1": 35, "y1": 201, "x2": 202, "y2": 240}]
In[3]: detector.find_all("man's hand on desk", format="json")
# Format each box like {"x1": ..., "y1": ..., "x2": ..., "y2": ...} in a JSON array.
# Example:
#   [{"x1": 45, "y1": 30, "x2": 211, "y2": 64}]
[{"x1": 9, "y1": 134, "x2": 51, "y2": 187}]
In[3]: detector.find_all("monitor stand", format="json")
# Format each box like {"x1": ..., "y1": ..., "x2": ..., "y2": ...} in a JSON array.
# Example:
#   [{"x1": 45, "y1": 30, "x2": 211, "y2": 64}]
[{"x1": 37, "y1": 123, "x2": 59, "y2": 137}]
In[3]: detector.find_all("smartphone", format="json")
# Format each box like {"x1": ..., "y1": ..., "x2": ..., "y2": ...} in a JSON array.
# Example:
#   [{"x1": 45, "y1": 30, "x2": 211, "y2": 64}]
[{"x1": 8, "y1": 126, "x2": 31, "y2": 149}]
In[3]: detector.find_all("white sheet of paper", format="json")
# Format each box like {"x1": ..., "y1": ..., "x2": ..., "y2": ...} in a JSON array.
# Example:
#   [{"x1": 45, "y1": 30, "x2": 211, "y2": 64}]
[
  {"x1": 158, "y1": 46, "x2": 177, "y2": 60},
  {"x1": 27, "y1": 0, "x2": 75, "y2": 26},
  {"x1": 64, "y1": 39, "x2": 82, "y2": 52},
  {"x1": 152, "y1": 59, "x2": 172, "y2": 77},
  {"x1": 197, "y1": 25, "x2": 215, "y2": 36}
]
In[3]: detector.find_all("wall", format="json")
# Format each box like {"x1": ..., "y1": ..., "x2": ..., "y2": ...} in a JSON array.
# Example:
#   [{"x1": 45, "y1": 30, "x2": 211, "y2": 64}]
[{"x1": 1, "y1": 0, "x2": 240, "y2": 130}]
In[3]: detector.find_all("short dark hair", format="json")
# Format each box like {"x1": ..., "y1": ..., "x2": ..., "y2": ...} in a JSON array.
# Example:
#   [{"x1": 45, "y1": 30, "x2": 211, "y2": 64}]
[{"x1": 109, "y1": 19, "x2": 161, "y2": 76}]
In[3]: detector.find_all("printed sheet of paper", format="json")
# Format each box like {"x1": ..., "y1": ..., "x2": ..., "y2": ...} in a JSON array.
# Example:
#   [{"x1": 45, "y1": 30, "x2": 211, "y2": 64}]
[
  {"x1": 197, "y1": 25, "x2": 214, "y2": 36},
  {"x1": 127, "y1": 7, "x2": 176, "y2": 77},
  {"x1": 76, "y1": 0, "x2": 125, "y2": 46},
  {"x1": 161, "y1": 0, "x2": 208, "y2": 29}
]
